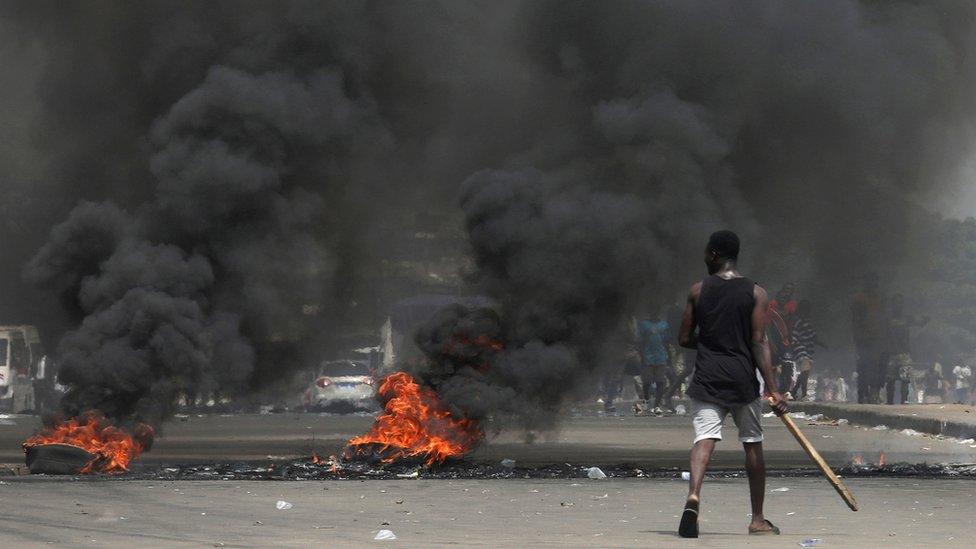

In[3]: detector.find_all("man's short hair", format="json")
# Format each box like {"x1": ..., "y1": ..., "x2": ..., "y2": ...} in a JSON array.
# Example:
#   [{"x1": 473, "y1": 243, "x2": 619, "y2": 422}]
[{"x1": 707, "y1": 230, "x2": 740, "y2": 260}]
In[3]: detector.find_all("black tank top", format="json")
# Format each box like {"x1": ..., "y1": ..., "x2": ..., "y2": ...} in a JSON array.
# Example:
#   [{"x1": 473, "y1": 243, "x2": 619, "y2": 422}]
[{"x1": 687, "y1": 275, "x2": 761, "y2": 405}]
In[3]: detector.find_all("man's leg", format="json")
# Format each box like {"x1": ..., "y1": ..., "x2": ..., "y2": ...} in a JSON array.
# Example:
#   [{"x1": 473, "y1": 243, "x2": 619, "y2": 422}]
[
  {"x1": 641, "y1": 373, "x2": 654, "y2": 402},
  {"x1": 687, "y1": 438, "x2": 716, "y2": 502},
  {"x1": 680, "y1": 401, "x2": 725, "y2": 538},
  {"x1": 734, "y1": 400, "x2": 778, "y2": 534},
  {"x1": 651, "y1": 364, "x2": 669, "y2": 409},
  {"x1": 744, "y1": 442, "x2": 774, "y2": 531},
  {"x1": 661, "y1": 367, "x2": 680, "y2": 409},
  {"x1": 791, "y1": 371, "x2": 808, "y2": 400}
]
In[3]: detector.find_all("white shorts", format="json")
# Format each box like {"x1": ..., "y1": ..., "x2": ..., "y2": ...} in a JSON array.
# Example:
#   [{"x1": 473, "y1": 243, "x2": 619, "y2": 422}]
[{"x1": 691, "y1": 398, "x2": 763, "y2": 444}]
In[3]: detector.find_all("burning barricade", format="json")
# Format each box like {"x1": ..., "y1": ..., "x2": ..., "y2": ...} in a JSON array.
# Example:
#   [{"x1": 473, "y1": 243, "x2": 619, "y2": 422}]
[
  {"x1": 23, "y1": 411, "x2": 154, "y2": 474},
  {"x1": 343, "y1": 305, "x2": 503, "y2": 468},
  {"x1": 344, "y1": 371, "x2": 483, "y2": 466}
]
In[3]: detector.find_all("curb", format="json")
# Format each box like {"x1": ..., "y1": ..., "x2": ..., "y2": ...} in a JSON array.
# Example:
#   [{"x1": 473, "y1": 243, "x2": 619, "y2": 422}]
[{"x1": 787, "y1": 402, "x2": 976, "y2": 440}]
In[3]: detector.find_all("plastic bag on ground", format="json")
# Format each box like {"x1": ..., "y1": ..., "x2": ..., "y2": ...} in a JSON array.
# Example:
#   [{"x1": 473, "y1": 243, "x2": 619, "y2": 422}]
[
  {"x1": 681, "y1": 471, "x2": 691, "y2": 481},
  {"x1": 586, "y1": 467, "x2": 607, "y2": 479},
  {"x1": 374, "y1": 529, "x2": 397, "y2": 541},
  {"x1": 276, "y1": 500, "x2": 293, "y2": 510},
  {"x1": 500, "y1": 459, "x2": 516, "y2": 469},
  {"x1": 798, "y1": 538, "x2": 823, "y2": 547}
]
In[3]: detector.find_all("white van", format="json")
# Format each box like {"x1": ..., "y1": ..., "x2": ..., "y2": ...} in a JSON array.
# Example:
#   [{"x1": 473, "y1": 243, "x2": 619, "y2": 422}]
[{"x1": 0, "y1": 325, "x2": 45, "y2": 412}]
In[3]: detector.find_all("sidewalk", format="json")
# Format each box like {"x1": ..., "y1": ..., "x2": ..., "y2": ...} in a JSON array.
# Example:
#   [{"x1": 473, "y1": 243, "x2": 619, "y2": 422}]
[{"x1": 788, "y1": 402, "x2": 976, "y2": 440}]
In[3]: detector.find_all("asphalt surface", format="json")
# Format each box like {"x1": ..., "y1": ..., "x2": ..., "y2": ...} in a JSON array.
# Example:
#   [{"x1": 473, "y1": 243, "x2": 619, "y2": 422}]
[
  {"x1": 2, "y1": 407, "x2": 975, "y2": 470},
  {"x1": 0, "y1": 477, "x2": 971, "y2": 547},
  {"x1": 2, "y1": 409, "x2": 975, "y2": 546}
]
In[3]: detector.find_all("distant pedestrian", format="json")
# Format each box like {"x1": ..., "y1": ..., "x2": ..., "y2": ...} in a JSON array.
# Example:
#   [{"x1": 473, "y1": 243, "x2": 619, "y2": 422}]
[
  {"x1": 952, "y1": 362, "x2": 972, "y2": 405},
  {"x1": 923, "y1": 362, "x2": 947, "y2": 403},
  {"x1": 637, "y1": 312, "x2": 673, "y2": 414},
  {"x1": 884, "y1": 294, "x2": 928, "y2": 405},
  {"x1": 851, "y1": 273, "x2": 885, "y2": 403},
  {"x1": 789, "y1": 300, "x2": 826, "y2": 401}
]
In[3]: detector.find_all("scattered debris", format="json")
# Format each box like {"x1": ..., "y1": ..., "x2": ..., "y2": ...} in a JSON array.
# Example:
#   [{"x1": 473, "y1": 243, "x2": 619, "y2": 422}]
[
  {"x1": 787, "y1": 512, "x2": 796, "y2": 516},
  {"x1": 871, "y1": 425, "x2": 889, "y2": 431},
  {"x1": 770, "y1": 487, "x2": 790, "y2": 492},
  {"x1": 798, "y1": 538, "x2": 823, "y2": 547},
  {"x1": 374, "y1": 529, "x2": 397, "y2": 541},
  {"x1": 674, "y1": 404, "x2": 687, "y2": 416},
  {"x1": 276, "y1": 500, "x2": 293, "y2": 510},
  {"x1": 900, "y1": 429, "x2": 923, "y2": 437},
  {"x1": 586, "y1": 467, "x2": 607, "y2": 480},
  {"x1": 560, "y1": 501, "x2": 575, "y2": 507},
  {"x1": 100, "y1": 454, "x2": 976, "y2": 482},
  {"x1": 500, "y1": 459, "x2": 516, "y2": 469},
  {"x1": 681, "y1": 471, "x2": 691, "y2": 481},
  {"x1": 836, "y1": 419, "x2": 849, "y2": 425}
]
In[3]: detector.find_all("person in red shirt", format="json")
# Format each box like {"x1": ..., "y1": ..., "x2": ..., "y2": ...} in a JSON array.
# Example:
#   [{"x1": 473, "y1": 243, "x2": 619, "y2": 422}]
[{"x1": 768, "y1": 282, "x2": 798, "y2": 318}]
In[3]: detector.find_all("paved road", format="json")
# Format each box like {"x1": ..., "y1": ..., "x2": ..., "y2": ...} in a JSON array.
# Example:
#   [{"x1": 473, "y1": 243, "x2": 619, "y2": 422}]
[
  {"x1": 0, "y1": 476, "x2": 971, "y2": 547},
  {"x1": 3, "y1": 410, "x2": 975, "y2": 470}
]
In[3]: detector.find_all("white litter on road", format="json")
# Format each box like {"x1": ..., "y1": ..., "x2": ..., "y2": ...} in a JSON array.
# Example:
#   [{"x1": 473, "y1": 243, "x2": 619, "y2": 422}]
[
  {"x1": 586, "y1": 467, "x2": 607, "y2": 480},
  {"x1": 681, "y1": 471, "x2": 691, "y2": 481},
  {"x1": 275, "y1": 501, "x2": 293, "y2": 510},
  {"x1": 374, "y1": 529, "x2": 397, "y2": 541},
  {"x1": 770, "y1": 487, "x2": 790, "y2": 492}
]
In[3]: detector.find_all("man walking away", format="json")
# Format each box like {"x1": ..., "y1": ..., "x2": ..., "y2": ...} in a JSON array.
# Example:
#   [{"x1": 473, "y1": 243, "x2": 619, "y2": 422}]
[
  {"x1": 791, "y1": 300, "x2": 826, "y2": 401},
  {"x1": 676, "y1": 230, "x2": 788, "y2": 538}
]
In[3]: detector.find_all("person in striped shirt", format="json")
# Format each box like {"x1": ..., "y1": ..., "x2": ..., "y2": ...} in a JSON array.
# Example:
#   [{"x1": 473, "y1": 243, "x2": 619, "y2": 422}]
[{"x1": 790, "y1": 300, "x2": 825, "y2": 400}]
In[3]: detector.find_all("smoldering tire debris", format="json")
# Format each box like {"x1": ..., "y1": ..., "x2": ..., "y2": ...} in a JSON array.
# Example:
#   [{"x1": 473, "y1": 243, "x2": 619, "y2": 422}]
[{"x1": 25, "y1": 444, "x2": 95, "y2": 475}]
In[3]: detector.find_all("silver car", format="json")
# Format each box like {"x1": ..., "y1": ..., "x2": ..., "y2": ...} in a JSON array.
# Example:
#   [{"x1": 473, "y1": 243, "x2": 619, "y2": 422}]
[{"x1": 302, "y1": 360, "x2": 378, "y2": 412}]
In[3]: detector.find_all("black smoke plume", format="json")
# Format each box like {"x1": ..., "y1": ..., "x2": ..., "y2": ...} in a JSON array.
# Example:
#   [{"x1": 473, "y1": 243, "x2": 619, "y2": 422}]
[{"x1": 2, "y1": 2, "x2": 974, "y2": 432}]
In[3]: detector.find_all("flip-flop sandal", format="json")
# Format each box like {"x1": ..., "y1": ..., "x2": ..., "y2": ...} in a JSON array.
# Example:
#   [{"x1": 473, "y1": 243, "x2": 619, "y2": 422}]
[
  {"x1": 748, "y1": 519, "x2": 781, "y2": 535},
  {"x1": 678, "y1": 499, "x2": 699, "y2": 538}
]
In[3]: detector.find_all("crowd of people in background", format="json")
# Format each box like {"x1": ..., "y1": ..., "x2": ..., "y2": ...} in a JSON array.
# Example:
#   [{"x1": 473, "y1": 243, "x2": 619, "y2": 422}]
[
  {"x1": 599, "y1": 275, "x2": 976, "y2": 413},
  {"x1": 850, "y1": 274, "x2": 974, "y2": 405}
]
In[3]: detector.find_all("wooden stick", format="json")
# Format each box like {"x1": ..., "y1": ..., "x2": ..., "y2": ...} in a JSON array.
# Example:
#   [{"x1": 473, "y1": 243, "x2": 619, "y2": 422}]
[{"x1": 768, "y1": 398, "x2": 859, "y2": 511}]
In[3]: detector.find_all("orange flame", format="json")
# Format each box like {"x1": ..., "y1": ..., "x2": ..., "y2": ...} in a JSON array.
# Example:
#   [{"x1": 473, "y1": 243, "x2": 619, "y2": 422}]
[
  {"x1": 346, "y1": 372, "x2": 482, "y2": 466},
  {"x1": 23, "y1": 411, "x2": 154, "y2": 473},
  {"x1": 877, "y1": 452, "x2": 886, "y2": 467},
  {"x1": 851, "y1": 454, "x2": 864, "y2": 466}
]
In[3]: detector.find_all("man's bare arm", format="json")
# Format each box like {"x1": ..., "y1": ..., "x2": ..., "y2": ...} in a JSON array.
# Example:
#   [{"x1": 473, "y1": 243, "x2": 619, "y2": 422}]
[
  {"x1": 751, "y1": 285, "x2": 787, "y2": 414},
  {"x1": 678, "y1": 282, "x2": 701, "y2": 349}
]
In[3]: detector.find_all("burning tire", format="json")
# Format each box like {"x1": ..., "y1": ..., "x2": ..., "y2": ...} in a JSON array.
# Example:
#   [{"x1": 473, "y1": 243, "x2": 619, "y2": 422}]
[{"x1": 24, "y1": 443, "x2": 95, "y2": 475}]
